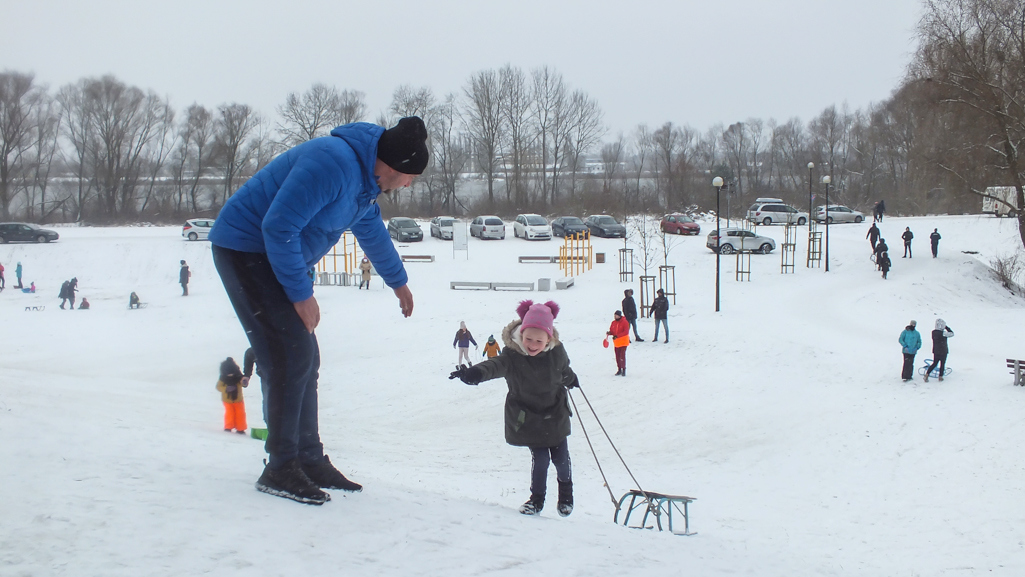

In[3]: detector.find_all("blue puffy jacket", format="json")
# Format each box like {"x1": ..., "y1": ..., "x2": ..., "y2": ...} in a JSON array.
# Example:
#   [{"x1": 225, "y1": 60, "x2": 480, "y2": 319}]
[
  {"x1": 898, "y1": 327, "x2": 921, "y2": 354},
  {"x1": 209, "y1": 123, "x2": 407, "y2": 302}
]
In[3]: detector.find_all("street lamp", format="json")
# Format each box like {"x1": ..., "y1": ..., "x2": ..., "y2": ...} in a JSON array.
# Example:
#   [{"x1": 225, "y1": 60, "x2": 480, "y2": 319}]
[
  {"x1": 822, "y1": 175, "x2": 831, "y2": 272},
  {"x1": 713, "y1": 176, "x2": 724, "y2": 312},
  {"x1": 807, "y1": 162, "x2": 814, "y2": 228}
]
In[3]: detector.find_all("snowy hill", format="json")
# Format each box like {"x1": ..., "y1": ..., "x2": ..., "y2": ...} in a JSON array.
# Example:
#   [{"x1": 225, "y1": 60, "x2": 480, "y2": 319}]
[{"x1": 1, "y1": 214, "x2": 1023, "y2": 576}]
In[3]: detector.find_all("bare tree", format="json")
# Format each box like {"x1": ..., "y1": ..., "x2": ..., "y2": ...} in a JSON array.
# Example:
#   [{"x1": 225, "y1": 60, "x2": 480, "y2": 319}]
[
  {"x1": 26, "y1": 92, "x2": 62, "y2": 221},
  {"x1": 564, "y1": 90, "x2": 605, "y2": 200},
  {"x1": 277, "y1": 83, "x2": 343, "y2": 146},
  {"x1": 462, "y1": 69, "x2": 504, "y2": 205},
  {"x1": 722, "y1": 122, "x2": 747, "y2": 197},
  {"x1": 172, "y1": 104, "x2": 214, "y2": 214},
  {"x1": 601, "y1": 135, "x2": 624, "y2": 196},
  {"x1": 0, "y1": 71, "x2": 45, "y2": 219},
  {"x1": 432, "y1": 93, "x2": 469, "y2": 213},
  {"x1": 56, "y1": 80, "x2": 95, "y2": 221},
  {"x1": 531, "y1": 66, "x2": 567, "y2": 205},
  {"x1": 912, "y1": 0, "x2": 1025, "y2": 246},
  {"x1": 336, "y1": 90, "x2": 367, "y2": 125},
  {"x1": 215, "y1": 103, "x2": 260, "y2": 204},
  {"x1": 499, "y1": 65, "x2": 533, "y2": 205}
]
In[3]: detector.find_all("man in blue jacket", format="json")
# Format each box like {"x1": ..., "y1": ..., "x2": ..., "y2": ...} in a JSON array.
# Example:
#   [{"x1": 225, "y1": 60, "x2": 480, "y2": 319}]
[
  {"x1": 898, "y1": 320, "x2": 922, "y2": 382},
  {"x1": 209, "y1": 117, "x2": 427, "y2": 505}
]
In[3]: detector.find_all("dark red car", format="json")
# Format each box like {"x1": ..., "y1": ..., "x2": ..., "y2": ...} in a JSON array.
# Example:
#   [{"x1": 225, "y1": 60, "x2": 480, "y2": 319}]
[{"x1": 660, "y1": 214, "x2": 700, "y2": 235}]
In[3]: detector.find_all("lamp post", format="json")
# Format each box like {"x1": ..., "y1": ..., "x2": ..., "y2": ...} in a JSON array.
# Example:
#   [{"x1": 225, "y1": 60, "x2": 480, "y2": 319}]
[
  {"x1": 822, "y1": 175, "x2": 831, "y2": 272},
  {"x1": 713, "y1": 176, "x2": 724, "y2": 312},
  {"x1": 807, "y1": 162, "x2": 814, "y2": 228}
]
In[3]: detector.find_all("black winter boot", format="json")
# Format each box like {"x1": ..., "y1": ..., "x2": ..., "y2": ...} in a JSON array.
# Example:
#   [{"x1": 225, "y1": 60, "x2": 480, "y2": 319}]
[
  {"x1": 301, "y1": 455, "x2": 363, "y2": 492},
  {"x1": 519, "y1": 494, "x2": 545, "y2": 515},
  {"x1": 557, "y1": 480, "x2": 573, "y2": 517},
  {"x1": 255, "y1": 458, "x2": 329, "y2": 505}
]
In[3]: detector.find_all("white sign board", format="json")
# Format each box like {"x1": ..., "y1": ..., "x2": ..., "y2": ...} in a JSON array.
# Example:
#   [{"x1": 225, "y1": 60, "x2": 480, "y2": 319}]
[{"x1": 453, "y1": 220, "x2": 468, "y2": 258}]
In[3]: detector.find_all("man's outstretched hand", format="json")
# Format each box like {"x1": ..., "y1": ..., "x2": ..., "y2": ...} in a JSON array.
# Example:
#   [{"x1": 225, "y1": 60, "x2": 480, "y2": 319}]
[
  {"x1": 449, "y1": 364, "x2": 483, "y2": 385},
  {"x1": 394, "y1": 284, "x2": 414, "y2": 318}
]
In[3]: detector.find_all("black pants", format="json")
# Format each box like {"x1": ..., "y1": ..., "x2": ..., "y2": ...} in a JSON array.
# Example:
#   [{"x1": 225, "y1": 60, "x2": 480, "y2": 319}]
[
  {"x1": 213, "y1": 245, "x2": 323, "y2": 469},
  {"x1": 904, "y1": 242, "x2": 912, "y2": 258},
  {"x1": 529, "y1": 438, "x2": 571, "y2": 499},
  {"x1": 926, "y1": 353, "x2": 947, "y2": 377},
  {"x1": 931, "y1": 242, "x2": 939, "y2": 257},
  {"x1": 901, "y1": 353, "x2": 916, "y2": 380}
]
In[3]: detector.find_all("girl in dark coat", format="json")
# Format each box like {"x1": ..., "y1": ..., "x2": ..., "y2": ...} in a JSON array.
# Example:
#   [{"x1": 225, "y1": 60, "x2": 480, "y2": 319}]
[
  {"x1": 880, "y1": 251, "x2": 892, "y2": 279},
  {"x1": 924, "y1": 319, "x2": 954, "y2": 382},
  {"x1": 449, "y1": 300, "x2": 579, "y2": 517}
]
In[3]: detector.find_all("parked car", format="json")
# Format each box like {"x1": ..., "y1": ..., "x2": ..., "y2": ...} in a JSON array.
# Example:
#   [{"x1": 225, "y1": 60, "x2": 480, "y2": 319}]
[
  {"x1": 660, "y1": 214, "x2": 701, "y2": 235},
  {"x1": 584, "y1": 214, "x2": 626, "y2": 238},
  {"x1": 815, "y1": 205, "x2": 864, "y2": 224},
  {"x1": 512, "y1": 214, "x2": 552, "y2": 240},
  {"x1": 551, "y1": 216, "x2": 589, "y2": 238},
  {"x1": 430, "y1": 216, "x2": 457, "y2": 240},
  {"x1": 705, "y1": 227, "x2": 776, "y2": 254},
  {"x1": 0, "y1": 222, "x2": 60, "y2": 243},
  {"x1": 387, "y1": 217, "x2": 424, "y2": 242},
  {"x1": 746, "y1": 198, "x2": 808, "y2": 225},
  {"x1": 182, "y1": 218, "x2": 215, "y2": 241},
  {"x1": 469, "y1": 215, "x2": 506, "y2": 240}
]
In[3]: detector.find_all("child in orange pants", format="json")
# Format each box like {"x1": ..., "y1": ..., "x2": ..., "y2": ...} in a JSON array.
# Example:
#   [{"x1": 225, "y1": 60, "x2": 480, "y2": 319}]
[{"x1": 216, "y1": 357, "x2": 248, "y2": 433}]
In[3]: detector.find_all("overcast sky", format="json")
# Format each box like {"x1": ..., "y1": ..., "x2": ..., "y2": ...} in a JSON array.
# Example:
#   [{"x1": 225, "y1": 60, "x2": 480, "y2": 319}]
[{"x1": 2, "y1": 0, "x2": 923, "y2": 137}]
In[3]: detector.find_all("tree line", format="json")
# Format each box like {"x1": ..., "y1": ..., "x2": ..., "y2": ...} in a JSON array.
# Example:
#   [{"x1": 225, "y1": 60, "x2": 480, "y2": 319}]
[{"x1": 0, "y1": 0, "x2": 1021, "y2": 245}]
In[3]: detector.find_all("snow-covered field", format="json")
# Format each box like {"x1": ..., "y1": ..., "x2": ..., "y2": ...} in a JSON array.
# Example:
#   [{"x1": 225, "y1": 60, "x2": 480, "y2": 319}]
[{"x1": 1, "y1": 214, "x2": 1023, "y2": 577}]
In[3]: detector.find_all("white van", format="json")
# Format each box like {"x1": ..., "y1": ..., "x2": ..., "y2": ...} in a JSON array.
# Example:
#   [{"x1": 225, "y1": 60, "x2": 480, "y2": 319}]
[{"x1": 982, "y1": 186, "x2": 1018, "y2": 217}]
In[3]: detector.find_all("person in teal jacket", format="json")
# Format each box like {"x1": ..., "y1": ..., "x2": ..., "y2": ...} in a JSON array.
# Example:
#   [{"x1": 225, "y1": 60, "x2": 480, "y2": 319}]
[
  {"x1": 209, "y1": 117, "x2": 428, "y2": 505},
  {"x1": 898, "y1": 320, "x2": 922, "y2": 382}
]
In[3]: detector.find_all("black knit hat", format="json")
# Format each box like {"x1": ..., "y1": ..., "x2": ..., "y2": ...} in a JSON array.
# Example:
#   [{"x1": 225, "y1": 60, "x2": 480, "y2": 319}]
[{"x1": 377, "y1": 116, "x2": 429, "y2": 175}]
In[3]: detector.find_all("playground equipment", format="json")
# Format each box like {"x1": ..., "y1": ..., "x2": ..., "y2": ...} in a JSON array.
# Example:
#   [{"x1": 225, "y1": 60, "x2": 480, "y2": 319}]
[
  {"x1": 781, "y1": 223, "x2": 797, "y2": 274},
  {"x1": 316, "y1": 232, "x2": 362, "y2": 286},
  {"x1": 807, "y1": 223, "x2": 823, "y2": 268},
  {"x1": 558, "y1": 233, "x2": 593, "y2": 277}
]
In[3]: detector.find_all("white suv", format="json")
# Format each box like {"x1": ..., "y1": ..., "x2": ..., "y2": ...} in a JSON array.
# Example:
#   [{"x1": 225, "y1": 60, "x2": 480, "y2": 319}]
[
  {"x1": 706, "y1": 227, "x2": 776, "y2": 254},
  {"x1": 512, "y1": 214, "x2": 552, "y2": 240},
  {"x1": 746, "y1": 198, "x2": 808, "y2": 225},
  {"x1": 182, "y1": 218, "x2": 215, "y2": 241}
]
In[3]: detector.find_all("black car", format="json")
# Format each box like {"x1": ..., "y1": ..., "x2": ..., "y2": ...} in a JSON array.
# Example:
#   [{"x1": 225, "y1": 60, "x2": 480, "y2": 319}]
[
  {"x1": 584, "y1": 215, "x2": 626, "y2": 238},
  {"x1": 387, "y1": 217, "x2": 424, "y2": 242},
  {"x1": 551, "y1": 216, "x2": 590, "y2": 238},
  {"x1": 0, "y1": 222, "x2": 60, "y2": 243}
]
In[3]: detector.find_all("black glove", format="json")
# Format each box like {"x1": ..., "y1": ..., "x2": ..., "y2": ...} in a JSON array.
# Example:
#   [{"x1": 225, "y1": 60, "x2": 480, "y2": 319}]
[
  {"x1": 565, "y1": 375, "x2": 580, "y2": 389},
  {"x1": 449, "y1": 364, "x2": 483, "y2": 385}
]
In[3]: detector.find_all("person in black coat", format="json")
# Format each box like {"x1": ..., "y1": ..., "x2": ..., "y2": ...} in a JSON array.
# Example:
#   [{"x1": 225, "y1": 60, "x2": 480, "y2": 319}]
[
  {"x1": 874, "y1": 239, "x2": 888, "y2": 270},
  {"x1": 621, "y1": 289, "x2": 643, "y2": 341},
  {"x1": 879, "y1": 252, "x2": 892, "y2": 279},
  {"x1": 179, "y1": 260, "x2": 191, "y2": 296},
  {"x1": 901, "y1": 227, "x2": 914, "y2": 258},
  {"x1": 651, "y1": 289, "x2": 670, "y2": 343},
  {"x1": 866, "y1": 223, "x2": 880, "y2": 252},
  {"x1": 930, "y1": 228, "x2": 941, "y2": 257},
  {"x1": 924, "y1": 319, "x2": 954, "y2": 382}
]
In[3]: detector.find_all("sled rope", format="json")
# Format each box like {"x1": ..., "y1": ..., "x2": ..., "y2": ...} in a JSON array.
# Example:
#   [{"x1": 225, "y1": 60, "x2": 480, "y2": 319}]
[{"x1": 569, "y1": 387, "x2": 648, "y2": 505}]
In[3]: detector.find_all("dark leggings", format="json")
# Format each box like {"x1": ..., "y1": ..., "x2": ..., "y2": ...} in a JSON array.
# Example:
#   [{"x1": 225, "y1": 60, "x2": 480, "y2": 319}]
[
  {"x1": 926, "y1": 353, "x2": 947, "y2": 377},
  {"x1": 529, "y1": 438, "x2": 571, "y2": 499}
]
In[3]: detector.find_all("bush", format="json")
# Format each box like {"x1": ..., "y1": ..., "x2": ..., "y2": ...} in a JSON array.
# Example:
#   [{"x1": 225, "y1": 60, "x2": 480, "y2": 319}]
[{"x1": 990, "y1": 252, "x2": 1024, "y2": 294}]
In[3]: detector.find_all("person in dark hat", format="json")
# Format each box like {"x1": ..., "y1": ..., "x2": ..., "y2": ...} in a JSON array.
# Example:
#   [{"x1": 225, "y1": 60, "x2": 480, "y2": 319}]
[
  {"x1": 207, "y1": 116, "x2": 428, "y2": 505},
  {"x1": 651, "y1": 288, "x2": 670, "y2": 343}
]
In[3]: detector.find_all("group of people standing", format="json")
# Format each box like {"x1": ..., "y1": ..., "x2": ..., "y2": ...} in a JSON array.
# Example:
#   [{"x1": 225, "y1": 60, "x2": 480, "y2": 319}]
[
  {"x1": 867, "y1": 223, "x2": 943, "y2": 279},
  {"x1": 898, "y1": 319, "x2": 955, "y2": 382}
]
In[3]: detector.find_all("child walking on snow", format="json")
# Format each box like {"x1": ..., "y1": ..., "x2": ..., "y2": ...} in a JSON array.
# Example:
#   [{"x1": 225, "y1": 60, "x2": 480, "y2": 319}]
[
  {"x1": 216, "y1": 357, "x2": 248, "y2": 434},
  {"x1": 453, "y1": 321, "x2": 478, "y2": 365},
  {"x1": 449, "y1": 300, "x2": 579, "y2": 517},
  {"x1": 482, "y1": 335, "x2": 501, "y2": 359}
]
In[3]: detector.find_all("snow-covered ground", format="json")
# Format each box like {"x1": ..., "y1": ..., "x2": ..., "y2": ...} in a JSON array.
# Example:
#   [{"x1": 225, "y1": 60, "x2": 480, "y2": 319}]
[{"x1": 1, "y1": 214, "x2": 1023, "y2": 577}]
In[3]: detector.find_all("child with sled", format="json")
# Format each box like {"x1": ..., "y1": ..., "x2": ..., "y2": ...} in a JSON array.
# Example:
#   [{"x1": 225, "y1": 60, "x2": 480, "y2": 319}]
[
  {"x1": 449, "y1": 300, "x2": 579, "y2": 517},
  {"x1": 216, "y1": 357, "x2": 248, "y2": 434}
]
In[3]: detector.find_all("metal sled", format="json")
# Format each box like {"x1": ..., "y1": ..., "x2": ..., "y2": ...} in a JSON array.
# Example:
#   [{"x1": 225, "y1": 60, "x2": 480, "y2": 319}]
[
  {"x1": 918, "y1": 359, "x2": 952, "y2": 378},
  {"x1": 24, "y1": 306, "x2": 45, "y2": 312},
  {"x1": 615, "y1": 490, "x2": 696, "y2": 535}
]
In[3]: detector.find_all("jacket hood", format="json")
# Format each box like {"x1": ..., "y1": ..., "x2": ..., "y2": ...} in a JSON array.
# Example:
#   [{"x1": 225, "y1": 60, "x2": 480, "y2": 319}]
[
  {"x1": 330, "y1": 122, "x2": 386, "y2": 203},
  {"x1": 501, "y1": 319, "x2": 561, "y2": 355},
  {"x1": 935, "y1": 318, "x2": 946, "y2": 330}
]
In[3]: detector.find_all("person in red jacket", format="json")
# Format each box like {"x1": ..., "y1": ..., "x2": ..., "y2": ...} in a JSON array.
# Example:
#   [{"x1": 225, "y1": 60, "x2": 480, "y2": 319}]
[{"x1": 606, "y1": 310, "x2": 631, "y2": 376}]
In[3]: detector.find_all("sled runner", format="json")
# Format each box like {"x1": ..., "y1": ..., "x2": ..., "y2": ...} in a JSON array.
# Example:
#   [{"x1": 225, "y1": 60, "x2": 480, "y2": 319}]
[{"x1": 918, "y1": 359, "x2": 952, "y2": 378}]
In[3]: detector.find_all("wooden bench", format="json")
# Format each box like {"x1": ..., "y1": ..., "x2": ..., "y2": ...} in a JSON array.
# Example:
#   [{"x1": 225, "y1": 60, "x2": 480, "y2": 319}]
[
  {"x1": 518, "y1": 256, "x2": 555, "y2": 264},
  {"x1": 401, "y1": 254, "x2": 435, "y2": 262},
  {"x1": 555, "y1": 277, "x2": 575, "y2": 290},
  {"x1": 1008, "y1": 359, "x2": 1025, "y2": 386},
  {"x1": 450, "y1": 281, "x2": 492, "y2": 290},
  {"x1": 490, "y1": 282, "x2": 534, "y2": 291},
  {"x1": 614, "y1": 490, "x2": 696, "y2": 535}
]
